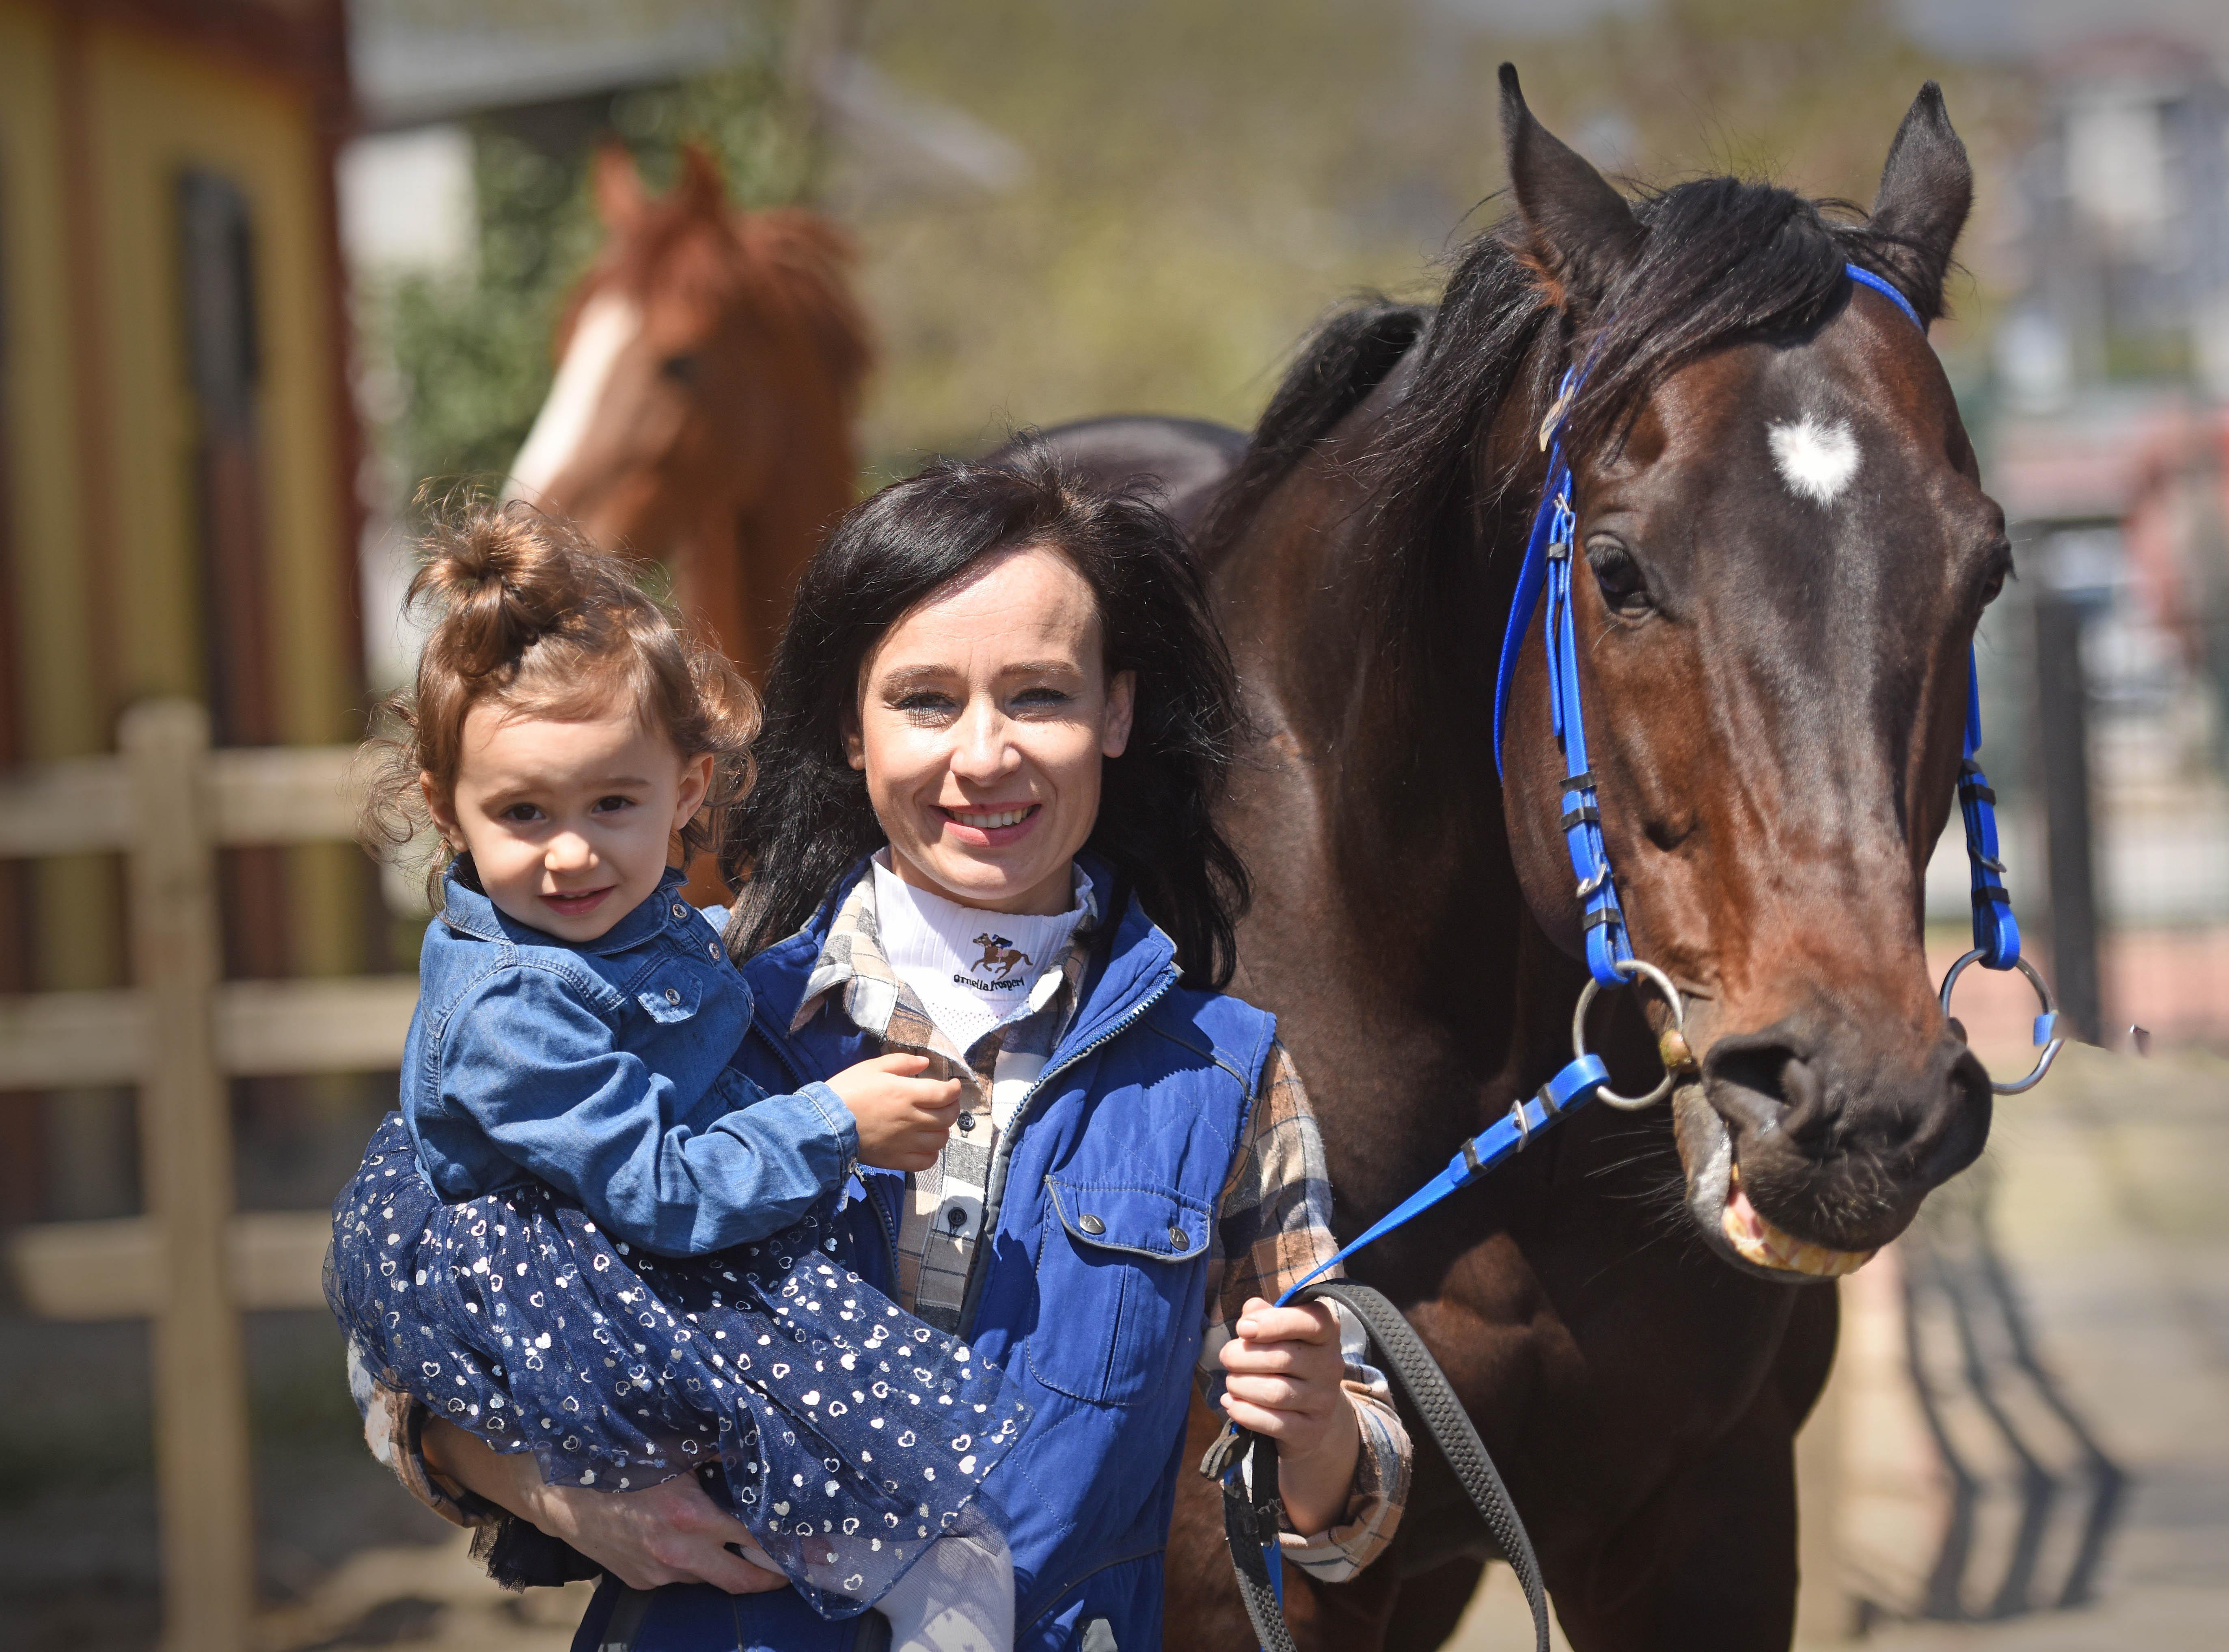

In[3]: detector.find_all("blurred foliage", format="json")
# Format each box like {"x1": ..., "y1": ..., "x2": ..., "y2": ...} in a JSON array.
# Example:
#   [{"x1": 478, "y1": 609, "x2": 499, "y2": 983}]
[
  {"x1": 375, "y1": 55, "x2": 810, "y2": 490},
  {"x1": 369, "y1": 0, "x2": 2032, "y2": 496},
  {"x1": 843, "y1": 0, "x2": 2030, "y2": 466}
]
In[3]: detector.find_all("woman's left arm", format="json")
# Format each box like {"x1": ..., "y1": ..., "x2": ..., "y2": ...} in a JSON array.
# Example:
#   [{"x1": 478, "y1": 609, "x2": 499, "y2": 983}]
[{"x1": 1199, "y1": 1041, "x2": 1412, "y2": 1579}]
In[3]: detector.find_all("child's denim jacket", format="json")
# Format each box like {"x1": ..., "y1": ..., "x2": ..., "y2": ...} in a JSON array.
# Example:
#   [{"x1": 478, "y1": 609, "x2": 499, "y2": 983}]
[{"x1": 401, "y1": 865, "x2": 856, "y2": 1256}]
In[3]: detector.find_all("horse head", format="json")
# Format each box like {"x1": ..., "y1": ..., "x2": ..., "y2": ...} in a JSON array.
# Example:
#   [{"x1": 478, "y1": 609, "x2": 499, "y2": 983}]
[
  {"x1": 503, "y1": 144, "x2": 873, "y2": 677},
  {"x1": 1493, "y1": 70, "x2": 1998, "y2": 1281}
]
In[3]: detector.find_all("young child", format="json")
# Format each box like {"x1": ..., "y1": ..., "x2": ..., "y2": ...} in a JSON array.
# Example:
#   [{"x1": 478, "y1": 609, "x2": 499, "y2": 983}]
[{"x1": 326, "y1": 506, "x2": 1025, "y2": 1648}]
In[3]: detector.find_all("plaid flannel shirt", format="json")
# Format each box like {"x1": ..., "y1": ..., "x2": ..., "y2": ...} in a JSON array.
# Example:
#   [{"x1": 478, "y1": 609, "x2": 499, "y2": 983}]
[{"x1": 791, "y1": 870, "x2": 1408, "y2": 1580}]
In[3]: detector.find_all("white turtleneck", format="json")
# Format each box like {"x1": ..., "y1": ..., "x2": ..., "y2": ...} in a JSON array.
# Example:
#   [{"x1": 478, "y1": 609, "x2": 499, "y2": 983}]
[{"x1": 871, "y1": 852, "x2": 1093, "y2": 1055}]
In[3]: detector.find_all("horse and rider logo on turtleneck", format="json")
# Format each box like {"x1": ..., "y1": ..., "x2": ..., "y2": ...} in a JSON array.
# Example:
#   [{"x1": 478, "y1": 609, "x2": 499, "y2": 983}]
[{"x1": 969, "y1": 934, "x2": 1034, "y2": 986}]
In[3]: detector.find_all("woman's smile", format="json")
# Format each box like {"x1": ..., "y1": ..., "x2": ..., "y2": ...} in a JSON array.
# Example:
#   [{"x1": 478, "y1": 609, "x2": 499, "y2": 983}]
[{"x1": 937, "y1": 801, "x2": 1042, "y2": 845}]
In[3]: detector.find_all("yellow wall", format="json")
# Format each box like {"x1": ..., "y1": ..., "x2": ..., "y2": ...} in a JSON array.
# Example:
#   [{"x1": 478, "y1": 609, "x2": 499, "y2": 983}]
[
  {"x1": 0, "y1": 4, "x2": 120, "y2": 994},
  {"x1": 84, "y1": 20, "x2": 356, "y2": 740},
  {"x1": 0, "y1": 1, "x2": 365, "y2": 984}
]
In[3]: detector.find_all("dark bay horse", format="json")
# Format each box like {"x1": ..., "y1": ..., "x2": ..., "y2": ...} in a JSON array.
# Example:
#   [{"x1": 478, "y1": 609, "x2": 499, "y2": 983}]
[
  {"x1": 1031, "y1": 70, "x2": 2000, "y2": 1651},
  {"x1": 504, "y1": 144, "x2": 873, "y2": 683}
]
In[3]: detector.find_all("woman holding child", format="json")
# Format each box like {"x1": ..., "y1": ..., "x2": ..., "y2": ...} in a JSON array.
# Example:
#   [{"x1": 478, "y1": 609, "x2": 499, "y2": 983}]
[{"x1": 331, "y1": 451, "x2": 1409, "y2": 1651}]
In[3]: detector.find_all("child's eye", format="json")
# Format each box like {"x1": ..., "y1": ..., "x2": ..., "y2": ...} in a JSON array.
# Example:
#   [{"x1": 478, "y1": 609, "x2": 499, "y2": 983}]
[
  {"x1": 500, "y1": 803, "x2": 545, "y2": 824},
  {"x1": 591, "y1": 795, "x2": 637, "y2": 814}
]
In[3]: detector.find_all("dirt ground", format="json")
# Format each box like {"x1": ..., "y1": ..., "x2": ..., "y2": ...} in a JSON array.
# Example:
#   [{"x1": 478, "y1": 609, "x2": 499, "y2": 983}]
[{"x1": 1453, "y1": 1037, "x2": 2229, "y2": 1651}]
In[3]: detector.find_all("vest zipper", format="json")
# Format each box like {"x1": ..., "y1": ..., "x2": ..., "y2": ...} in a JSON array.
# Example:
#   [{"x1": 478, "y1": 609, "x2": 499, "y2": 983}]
[{"x1": 956, "y1": 967, "x2": 1178, "y2": 1335}]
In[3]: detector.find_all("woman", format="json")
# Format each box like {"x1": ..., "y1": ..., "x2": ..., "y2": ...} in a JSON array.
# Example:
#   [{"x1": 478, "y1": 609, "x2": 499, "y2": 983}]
[{"x1": 354, "y1": 450, "x2": 1410, "y2": 1650}]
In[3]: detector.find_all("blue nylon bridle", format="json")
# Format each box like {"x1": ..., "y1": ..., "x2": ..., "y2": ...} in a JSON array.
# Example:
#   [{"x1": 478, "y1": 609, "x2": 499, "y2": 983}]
[{"x1": 1242, "y1": 266, "x2": 2060, "y2": 1622}]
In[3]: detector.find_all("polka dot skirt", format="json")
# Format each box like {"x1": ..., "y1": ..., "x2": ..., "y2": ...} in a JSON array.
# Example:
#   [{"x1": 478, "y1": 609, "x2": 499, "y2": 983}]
[{"x1": 328, "y1": 1114, "x2": 1029, "y2": 1617}]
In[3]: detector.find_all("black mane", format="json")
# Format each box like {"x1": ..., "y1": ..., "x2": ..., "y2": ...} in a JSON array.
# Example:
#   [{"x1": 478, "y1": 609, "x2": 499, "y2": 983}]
[{"x1": 1206, "y1": 175, "x2": 1944, "y2": 653}]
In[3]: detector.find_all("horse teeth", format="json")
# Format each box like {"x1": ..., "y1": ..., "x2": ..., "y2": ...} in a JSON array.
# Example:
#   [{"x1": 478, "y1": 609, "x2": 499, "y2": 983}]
[{"x1": 1721, "y1": 1184, "x2": 1873, "y2": 1279}]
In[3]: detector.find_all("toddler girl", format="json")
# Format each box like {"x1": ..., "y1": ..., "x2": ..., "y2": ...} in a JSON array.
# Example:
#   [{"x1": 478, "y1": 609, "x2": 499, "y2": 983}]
[{"x1": 326, "y1": 507, "x2": 1025, "y2": 1648}]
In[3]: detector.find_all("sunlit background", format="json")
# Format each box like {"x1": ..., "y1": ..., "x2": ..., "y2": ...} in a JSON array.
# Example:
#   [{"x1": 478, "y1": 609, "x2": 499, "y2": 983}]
[{"x1": 2, "y1": 2, "x2": 2225, "y2": 1648}]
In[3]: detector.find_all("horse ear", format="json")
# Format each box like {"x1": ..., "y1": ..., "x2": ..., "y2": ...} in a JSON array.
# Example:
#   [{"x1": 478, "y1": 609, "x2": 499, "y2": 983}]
[
  {"x1": 594, "y1": 143, "x2": 645, "y2": 230},
  {"x1": 1498, "y1": 63, "x2": 1643, "y2": 315},
  {"x1": 677, "y1": 143, "x2": 728, "y2": 215},
  {"x1": 1867, "y1": 83, "x2": 1972, "y2": 322}
]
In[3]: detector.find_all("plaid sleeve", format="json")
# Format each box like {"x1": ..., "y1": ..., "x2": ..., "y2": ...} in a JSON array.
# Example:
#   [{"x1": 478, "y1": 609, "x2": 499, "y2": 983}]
[
  {"x1": 1196, "y1": 1040, "x2": 1411, "y2": 1581},
  {"x1": 356, "y1": 1369, "x2": 501, "y2": 1530}
]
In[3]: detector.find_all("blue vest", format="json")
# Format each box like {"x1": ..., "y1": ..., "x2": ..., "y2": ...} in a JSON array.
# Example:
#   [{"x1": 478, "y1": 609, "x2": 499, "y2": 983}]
[{"x1": 572, "y1": 869, "x2": 1274, "y2": 1652}]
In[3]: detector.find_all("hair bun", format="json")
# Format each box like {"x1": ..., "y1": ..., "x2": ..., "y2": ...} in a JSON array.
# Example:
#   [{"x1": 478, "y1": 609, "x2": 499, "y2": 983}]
[{"x1": 408, "y1": 504, "x2": 598, "y2": 681}]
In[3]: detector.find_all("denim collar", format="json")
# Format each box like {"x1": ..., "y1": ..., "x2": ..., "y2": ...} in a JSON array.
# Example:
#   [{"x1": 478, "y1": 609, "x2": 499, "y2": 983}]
[{"x1": 436, "y1": 864, "x2": 694, "y2": 955}]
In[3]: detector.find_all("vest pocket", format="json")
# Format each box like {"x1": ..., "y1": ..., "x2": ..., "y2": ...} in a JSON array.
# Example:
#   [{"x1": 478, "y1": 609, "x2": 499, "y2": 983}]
[{"x1": 1028, "y1": 1175, "x2": 1211, "y2": 1408}]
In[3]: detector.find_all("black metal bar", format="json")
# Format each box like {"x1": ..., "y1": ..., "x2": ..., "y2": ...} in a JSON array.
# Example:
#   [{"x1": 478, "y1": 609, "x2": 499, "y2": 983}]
[{"x1": 2032, "y1": 591, "x2": 2103, "y2": 1045}]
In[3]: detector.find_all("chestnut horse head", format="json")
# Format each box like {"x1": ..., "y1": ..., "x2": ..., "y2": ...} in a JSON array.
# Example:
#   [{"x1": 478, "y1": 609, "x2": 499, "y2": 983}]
[
  {"x1": 1488, "y1": 70, "x2": 1996, "y2": 1274},
  {"x1": 504, "y1": 144, "x2": 873, "y2": 680}
]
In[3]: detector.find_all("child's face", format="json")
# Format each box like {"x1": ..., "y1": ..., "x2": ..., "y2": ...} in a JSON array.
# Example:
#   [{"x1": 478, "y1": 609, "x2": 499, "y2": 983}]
[{"x1": 426, "y1": 704, "x2": 712, "y2": 943}]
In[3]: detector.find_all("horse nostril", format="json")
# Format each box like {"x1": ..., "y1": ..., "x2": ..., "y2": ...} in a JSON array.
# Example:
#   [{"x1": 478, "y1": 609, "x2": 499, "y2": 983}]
[{"x1": 1704, "y1": 1033, "x2": 1826, "y2": 1143}]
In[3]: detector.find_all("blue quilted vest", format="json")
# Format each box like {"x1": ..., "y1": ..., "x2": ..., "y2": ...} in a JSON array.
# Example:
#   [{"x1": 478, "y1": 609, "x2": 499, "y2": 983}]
[{"x1": 570, "y1": 864, "x2": 1273, "y2": 1652}]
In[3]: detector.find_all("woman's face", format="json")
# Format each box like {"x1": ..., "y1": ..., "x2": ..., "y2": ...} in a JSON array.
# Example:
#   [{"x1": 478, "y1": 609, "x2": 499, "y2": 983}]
[{"x1": 848, "y1": 542, "x2": 1135, "y2": 915}]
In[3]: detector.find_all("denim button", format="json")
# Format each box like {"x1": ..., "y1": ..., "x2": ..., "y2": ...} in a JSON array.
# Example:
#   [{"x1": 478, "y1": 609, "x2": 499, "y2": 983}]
[
  {"x1": 1167, "y1": 1225, "x2": 1187, "y2": 1248},
  {"x1": 664, "y1": 988, "x2": 681, "y2": 1005},
  {"x1": 1077, "y1": 1214, "x2": 1105, "y2": 1236},
  {"x1": 708, "y1": 942, "x2": 719, "y2": 957},
  {"x1": 671, "y1": 902, "x2": 686, "y2": 919}
]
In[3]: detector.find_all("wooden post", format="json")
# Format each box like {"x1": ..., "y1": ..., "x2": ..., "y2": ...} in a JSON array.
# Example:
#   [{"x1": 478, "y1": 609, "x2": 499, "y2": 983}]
[{"x1": 121, "y1": 699, "x2": 255, "y2": 1652}]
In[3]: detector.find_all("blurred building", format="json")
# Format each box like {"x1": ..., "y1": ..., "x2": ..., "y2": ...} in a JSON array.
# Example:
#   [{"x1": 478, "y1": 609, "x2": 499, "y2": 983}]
[{"x1": 1946, "y1": 32, "x2": 2229, "y2": 1048}]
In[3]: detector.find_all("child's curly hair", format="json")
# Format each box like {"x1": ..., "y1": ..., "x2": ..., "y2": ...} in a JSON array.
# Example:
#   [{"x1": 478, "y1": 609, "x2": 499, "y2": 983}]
[{"x1": 359, "y1": 502, "x2": 759, "y2": 905}]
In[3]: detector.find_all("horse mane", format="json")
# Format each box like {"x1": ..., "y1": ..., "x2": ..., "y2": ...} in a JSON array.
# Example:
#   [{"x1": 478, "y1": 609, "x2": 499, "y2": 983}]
[
  {"x1": 1193, "y1": 300, "x2": 1428, "y2": 564},
  {"x1": 731, "y1": 210, "x2": 876, "y2": 420},
  {"x1": 1223, "y1": 176, "x2": 1942, "y2": 657}
]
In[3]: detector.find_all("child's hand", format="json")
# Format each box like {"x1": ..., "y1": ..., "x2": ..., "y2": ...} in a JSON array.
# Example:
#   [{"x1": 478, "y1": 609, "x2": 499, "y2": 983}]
[{"x1": 829, "y1": 1053, "x2": 963, "y2": 1172}]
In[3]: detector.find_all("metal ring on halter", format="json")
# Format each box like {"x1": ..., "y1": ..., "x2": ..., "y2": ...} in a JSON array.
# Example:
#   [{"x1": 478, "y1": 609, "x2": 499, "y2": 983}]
[
  {"x1": 1570, "y1": 958, "x2": 1689, "y2": 1111},
  {"x1": 1938, "y1": 949, "x2": 2065, "y2": 1096}
]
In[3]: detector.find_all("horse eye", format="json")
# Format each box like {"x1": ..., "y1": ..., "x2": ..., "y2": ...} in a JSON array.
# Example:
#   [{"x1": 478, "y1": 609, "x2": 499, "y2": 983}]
[
  {"x1": 1586, "y1": 541, "x2": 1653, "y2": 614},
  {"x1": 660, "y1": 352, "x2": 702, "y2": 386}
]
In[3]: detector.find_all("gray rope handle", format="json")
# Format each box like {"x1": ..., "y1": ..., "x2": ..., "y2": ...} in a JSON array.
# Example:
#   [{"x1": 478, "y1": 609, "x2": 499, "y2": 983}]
[{"x1": 1202, "y1": 1279, "x2": 1550, "y2": 1652}]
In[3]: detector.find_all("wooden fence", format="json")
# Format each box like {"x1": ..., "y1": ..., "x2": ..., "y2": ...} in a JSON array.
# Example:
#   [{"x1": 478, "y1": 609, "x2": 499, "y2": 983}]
[{"x1": 0, "y1": 699, "x2": 416, "y2": 1652}]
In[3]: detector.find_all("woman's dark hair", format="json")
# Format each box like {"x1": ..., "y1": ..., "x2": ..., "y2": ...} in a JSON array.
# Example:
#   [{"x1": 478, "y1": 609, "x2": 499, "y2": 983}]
[{"x1": 722, "y1": 444, "x2": 1251, "y2": 988}]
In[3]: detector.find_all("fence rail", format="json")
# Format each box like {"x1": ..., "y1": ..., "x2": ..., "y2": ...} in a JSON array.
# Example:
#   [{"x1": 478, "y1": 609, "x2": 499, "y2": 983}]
[{"x1": 0, "y1": 700, "x2": 415, "y2": 1652}]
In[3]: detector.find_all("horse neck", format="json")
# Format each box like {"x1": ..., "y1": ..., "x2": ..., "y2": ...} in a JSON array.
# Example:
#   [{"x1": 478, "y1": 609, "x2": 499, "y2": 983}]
[
  {"x1": 1276, "y1": 342, "x2": 1555, "y2": 925},
  {"x1": 682, "y1": 336, "x2": 860, "y2": 682}
]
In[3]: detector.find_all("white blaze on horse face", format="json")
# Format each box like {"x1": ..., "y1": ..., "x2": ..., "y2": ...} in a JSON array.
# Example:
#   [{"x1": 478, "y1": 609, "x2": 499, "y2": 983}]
[
  {"x1": 503, "y1": 291, "x2": 643, "y2": 505},
  {"x1": 1766, "y1": 415, "x2": 1860, "y2": 506}
]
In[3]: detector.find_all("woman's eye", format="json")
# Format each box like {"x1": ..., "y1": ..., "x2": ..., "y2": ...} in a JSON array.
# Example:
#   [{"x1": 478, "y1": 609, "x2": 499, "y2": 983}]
[
  {"x1": 893, "y1": 691, "x2": 956, "y2": 722},
  {"x1": 1010, "y1": 686, "x2": 1073, "y2": 712},
  {"x1": 1586, "y1": 541, "x2": 1653, "y2": 615}
]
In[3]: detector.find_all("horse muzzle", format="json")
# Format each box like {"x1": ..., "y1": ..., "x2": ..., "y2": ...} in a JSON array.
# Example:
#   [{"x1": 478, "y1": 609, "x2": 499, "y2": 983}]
[{"x1": 1669, "y1": 1008, "x2": 1991, "y2": 1283}]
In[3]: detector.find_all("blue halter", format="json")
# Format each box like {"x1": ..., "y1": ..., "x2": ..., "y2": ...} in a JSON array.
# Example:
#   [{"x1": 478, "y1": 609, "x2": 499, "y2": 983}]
[{"x1": 1280, "y1": 261, "x2": 2043, "y2": 1308}]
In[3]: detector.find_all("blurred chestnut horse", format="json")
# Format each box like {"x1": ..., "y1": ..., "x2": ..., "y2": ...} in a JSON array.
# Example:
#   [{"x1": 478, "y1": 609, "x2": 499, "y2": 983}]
[
  {"x1": 1031, "y1": 71, "x2": 1999, "y2": 1652},
  {"x1": 505, "y1": 144, "x2": 872, "y2": 682}
]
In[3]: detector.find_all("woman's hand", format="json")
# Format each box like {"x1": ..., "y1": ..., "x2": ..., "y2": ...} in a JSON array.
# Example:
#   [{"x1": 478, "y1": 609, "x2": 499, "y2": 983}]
[
  {"x1": 421, "y1": 1417, "x2": 789, "y2": 1595},
  {"x1": 1217, "y1": 1297, "x2": 1363, "y2": 1538}
]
